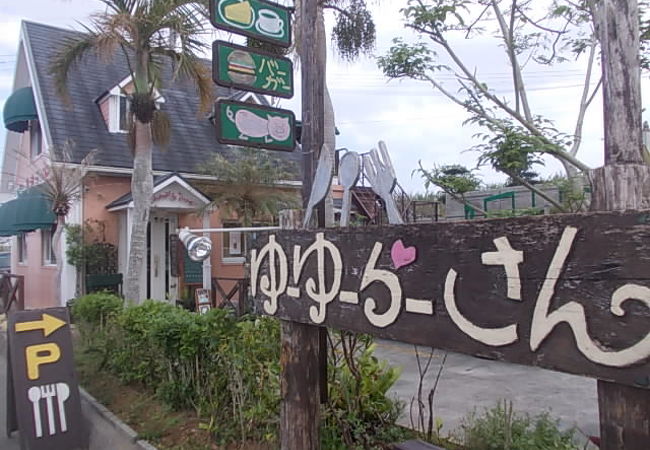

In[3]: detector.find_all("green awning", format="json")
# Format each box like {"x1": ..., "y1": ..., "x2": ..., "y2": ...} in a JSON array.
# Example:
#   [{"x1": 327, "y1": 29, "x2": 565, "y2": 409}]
[
  {"x1": 3, "y1": 87, "x2": 38, "y2": 133},
  {"x1": 0, "y1": 186, "x2": 55, "y2": 236}
]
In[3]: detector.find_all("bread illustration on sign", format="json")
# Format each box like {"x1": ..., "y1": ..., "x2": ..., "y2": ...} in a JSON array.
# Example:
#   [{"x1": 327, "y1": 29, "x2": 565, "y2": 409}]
[
  {"x1": 222, "y1": 0, "x2": 254, "y2": 27},
  {"x1": 226, "y1": 106, "x2": 291, "y2": 143}
]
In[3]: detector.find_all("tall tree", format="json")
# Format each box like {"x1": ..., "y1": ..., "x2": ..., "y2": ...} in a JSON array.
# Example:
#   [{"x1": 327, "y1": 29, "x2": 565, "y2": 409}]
[
  {"x1": 377, "y1": 0, "x2": 609, "y2": 180},
  {"x1": 51, "y1": 0, "x2": 213, "y2": 302}
]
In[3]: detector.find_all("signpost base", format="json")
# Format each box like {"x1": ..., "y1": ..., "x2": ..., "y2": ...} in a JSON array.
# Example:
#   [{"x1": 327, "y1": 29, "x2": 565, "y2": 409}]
[
  {"x1": 280, "y1": 320, "x2": 320, "y2": 450},
  {"x1": 598, "y1": 380, "x2": 650, "y2": 449}
]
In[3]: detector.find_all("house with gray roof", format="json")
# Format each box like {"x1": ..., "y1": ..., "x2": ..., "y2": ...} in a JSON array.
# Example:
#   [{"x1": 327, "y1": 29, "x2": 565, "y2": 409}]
[{"x1": 1, "y1": 21, "x2": 301, "y2": 309}]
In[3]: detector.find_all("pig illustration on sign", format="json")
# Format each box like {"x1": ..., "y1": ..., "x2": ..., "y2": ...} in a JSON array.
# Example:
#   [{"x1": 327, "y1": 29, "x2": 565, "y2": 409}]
[{"x1": 227, "y1": 106, "x2": 291, "y2": 143}]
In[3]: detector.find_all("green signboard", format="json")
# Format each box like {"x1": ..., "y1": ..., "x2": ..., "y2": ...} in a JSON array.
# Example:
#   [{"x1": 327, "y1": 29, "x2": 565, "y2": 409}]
[
  {"x1": 210, "y1": 0, "x2": 292, "y2": 48},
  {"x1": 216, "y1": 99, "x2": 295, "y2": 151},
  {"x1": 213, "y1": 41, "x2": 294, "y2": 98}
]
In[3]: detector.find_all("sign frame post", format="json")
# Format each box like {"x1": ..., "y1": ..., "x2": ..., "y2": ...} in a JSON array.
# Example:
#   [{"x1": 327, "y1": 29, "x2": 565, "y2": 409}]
[{"x1": 275, "y1": 0, "x2": 324, "y2": 448}]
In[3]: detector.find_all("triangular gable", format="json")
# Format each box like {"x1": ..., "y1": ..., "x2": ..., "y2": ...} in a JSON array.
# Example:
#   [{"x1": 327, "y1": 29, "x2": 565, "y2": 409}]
[{"x1": 107, "y1": 173, "x2": 210, "y2": 211}]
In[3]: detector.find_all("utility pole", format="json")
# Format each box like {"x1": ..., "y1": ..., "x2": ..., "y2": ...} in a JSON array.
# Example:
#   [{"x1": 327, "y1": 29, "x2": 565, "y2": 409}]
[
  {"x1": 279, "y1": 0, "x2": 323, "y2": 448},
  {"x1": 591, "y1": 1, "x2": 650, "y2": 447}
]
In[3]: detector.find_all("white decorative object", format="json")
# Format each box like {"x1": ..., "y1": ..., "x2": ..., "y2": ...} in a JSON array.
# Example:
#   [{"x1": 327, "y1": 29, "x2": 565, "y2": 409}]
[
  {"x1": 338, "y1": 151, "x2": 361, "y2": 227},
  {"x1": 303, "y1": 144, "x2": 334, "y2": 228},
  {"x1": 363, "y1": 141, "x2": 403, "y2": 225}
]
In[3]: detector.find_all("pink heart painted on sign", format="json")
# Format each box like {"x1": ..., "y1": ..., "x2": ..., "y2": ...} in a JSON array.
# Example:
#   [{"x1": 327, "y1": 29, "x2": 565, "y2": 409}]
[{"x1": 391, "y1": 239, "x2": 417, "y2": 269}]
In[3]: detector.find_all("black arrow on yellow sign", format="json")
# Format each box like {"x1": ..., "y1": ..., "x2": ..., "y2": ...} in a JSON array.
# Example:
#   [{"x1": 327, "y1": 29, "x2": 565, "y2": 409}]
[{"x1": 15, "y1": 313, "x2": 66, "y2": 337}]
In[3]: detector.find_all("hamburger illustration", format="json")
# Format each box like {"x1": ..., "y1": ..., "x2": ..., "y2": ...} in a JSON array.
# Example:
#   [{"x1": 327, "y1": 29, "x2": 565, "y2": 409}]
[{"x1": 227, "y1": 50, "x2": 256, "y2": 85}]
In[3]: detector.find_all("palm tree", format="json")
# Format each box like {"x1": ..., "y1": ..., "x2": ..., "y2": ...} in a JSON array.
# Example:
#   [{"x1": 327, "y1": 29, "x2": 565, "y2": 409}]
[
  {"x1": 51, "y1": 0, "x2": 213, "y2": 302},
  {"x1": 199, "y1": 147, "x2": 299, "y2": 226},
  {"x1": 41, "y1": 144, "x2": 96, "y2": 306}
]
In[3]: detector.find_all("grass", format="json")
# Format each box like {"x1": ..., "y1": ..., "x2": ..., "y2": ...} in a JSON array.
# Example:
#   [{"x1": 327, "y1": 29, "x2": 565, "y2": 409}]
[{"x1": 75, "y1": 347, "x2": 222, "y2": 449}]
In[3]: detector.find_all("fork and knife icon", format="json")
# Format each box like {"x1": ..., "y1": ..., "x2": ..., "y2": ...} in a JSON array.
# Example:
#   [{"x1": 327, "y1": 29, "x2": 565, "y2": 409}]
[{"x1": 27, "y1": 382, "x2": 70, "y2": 438}]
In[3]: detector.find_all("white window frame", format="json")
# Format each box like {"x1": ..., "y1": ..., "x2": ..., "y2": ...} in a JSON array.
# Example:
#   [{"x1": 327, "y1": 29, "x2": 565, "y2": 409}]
[
  {"x1": 222, "y1": 222, "x2": 245, "y2": 264},
  {"x1": 221, "y1": 222, "x2": 274, "y2": 264},
  {"x1": 30, "y1": 119, "x2": 42, "y2": 158},
  {"x1": 108, "y1": 94, "x2": 130, "y2": 133},
  {"x1": 42, "y1": 228, "x2": 56, "y2": 266},
  {"x1": 107, "y1": 77, "x2": 165, "y2": 133},
  {"x1": 17, "y1": 234, "x2": 27, "y2": 264}
]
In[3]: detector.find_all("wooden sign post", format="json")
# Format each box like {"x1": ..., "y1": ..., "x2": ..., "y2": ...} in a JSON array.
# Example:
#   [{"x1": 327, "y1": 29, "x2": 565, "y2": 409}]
[
  {"x1": 275, "y1": 0, "x2": 326, "y2": 448},
  {"x1": 591, "y1": 1, "x2": 650, "y2": 448}
]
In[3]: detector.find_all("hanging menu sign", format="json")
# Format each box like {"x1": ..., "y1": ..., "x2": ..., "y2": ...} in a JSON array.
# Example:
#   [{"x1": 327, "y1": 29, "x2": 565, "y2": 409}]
[
  {"x1": 213, "y1": 40, "x2": 294, "y2": 98},
  {"x1": 210, "y1": 0, "x2": 292, "y2": 48},
  {"x1": 215, "y1": 99, "x2": 295, "y2": 151}
]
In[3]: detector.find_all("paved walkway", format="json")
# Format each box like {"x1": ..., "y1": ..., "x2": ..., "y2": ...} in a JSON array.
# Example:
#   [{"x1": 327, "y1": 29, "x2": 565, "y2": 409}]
[{"x1": 375, "y1": 339, "x2": 599, "y2": 446}]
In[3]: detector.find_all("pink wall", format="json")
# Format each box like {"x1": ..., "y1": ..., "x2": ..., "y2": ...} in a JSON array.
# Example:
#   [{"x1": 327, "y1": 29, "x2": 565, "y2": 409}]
[
  {"x1": 10, "y1": 119, "x2": 57, "y2": 308},
  {"x1": 83, "y1": 175, "x2": 131, "y2": 244},
  {"x1": 13, "y1": 231, "x2": 57, "y2": 309},
  {"x1": 14, "y1": 122, "x2": 49, "y2": 190},
  {"x1": 98, "y1": 98, "x2": 110, "y2": 124}
]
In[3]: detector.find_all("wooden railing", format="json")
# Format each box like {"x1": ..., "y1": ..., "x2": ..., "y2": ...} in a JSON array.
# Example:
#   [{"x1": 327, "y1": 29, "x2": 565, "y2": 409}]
[
  {"x1": 1, "y1": 274, "x2": 24, "y2": 313},
  {"x1": 211, "y1": 277, "x2": 248, "y2": 316}
]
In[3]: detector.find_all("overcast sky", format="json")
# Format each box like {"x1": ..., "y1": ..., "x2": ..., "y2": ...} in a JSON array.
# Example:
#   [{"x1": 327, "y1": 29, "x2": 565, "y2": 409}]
[{"x1": 2, "y1": 1, "x2": 650, "y2": 193}]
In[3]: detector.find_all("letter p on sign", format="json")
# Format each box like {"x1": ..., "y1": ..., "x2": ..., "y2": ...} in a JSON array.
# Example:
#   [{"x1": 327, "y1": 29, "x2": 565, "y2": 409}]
[{"x1": 25, "y1": 343, "x2": 61, "y2": 380}]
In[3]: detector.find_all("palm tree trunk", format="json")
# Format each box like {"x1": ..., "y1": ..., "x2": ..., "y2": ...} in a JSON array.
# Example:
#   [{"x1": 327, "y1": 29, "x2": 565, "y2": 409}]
[{"x1": 124, "y1": 120, "x2": 154, "y2": 302}]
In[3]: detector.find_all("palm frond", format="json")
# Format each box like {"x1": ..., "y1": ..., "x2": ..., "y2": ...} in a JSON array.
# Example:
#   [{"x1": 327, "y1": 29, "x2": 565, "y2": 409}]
[
  {"x1": 50, "y1": 34, "x2": 98, "y2": 103},
  {"x1": 198, "y1": 148, "x2": 299, "y2": 225},
  {"x1": 41, "y1": 142, "x2": 97, "y2": 217},
  {"x1": 151, "y1": 47, "x2": 213, "y2": 113}
]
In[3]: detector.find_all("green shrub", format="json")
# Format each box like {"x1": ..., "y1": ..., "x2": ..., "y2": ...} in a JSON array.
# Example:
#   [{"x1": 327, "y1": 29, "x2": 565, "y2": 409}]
[
  {"x1": 458, "y1": 401, "x2": 578, "y2": 450},
  {"x1": 322, "y1": 331, "x2": 409, "y2": 449},
  {"x1": 72, "y1": 291, "x2": 123, "y2": 326},
  {"x1": 75, "y1": 301, "x2": 405, "y2": 448}
]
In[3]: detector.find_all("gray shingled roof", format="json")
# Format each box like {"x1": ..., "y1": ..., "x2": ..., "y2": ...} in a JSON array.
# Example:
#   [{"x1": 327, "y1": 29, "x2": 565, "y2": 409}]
[{"x1": 24, "y1": 21, "x2": 302, "y2": 179}]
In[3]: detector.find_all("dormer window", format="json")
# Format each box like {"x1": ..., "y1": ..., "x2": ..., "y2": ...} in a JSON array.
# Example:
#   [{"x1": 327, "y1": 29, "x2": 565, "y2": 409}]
[
  {"x1": 99, "y1": 76, "x2": 165, "y2": 134},
  {"x1": 118, "y1": 95, "x2": 131, "y2": 132}
]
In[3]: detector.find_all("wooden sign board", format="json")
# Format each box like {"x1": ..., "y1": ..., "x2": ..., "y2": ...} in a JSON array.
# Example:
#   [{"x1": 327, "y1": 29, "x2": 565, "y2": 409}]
[
  {"x1": 195, "y1": 288, "x2": 212, "y2": 314},
  {"x1": 215, "y1": 99, "x2": 295, "y2": 151},
  {"x1": 7, "y1": 307, "x2": 86, "y2": 449},
  {"x1": 210, "y1": 0, "x2": 292, "y2": 48},
  {"x1": 213, "y1": 40, "x2": 293, "y2": 98},
  {"x1": 249, "y1": 211, "x2": 650, "y2": 388},
  {"x1": 169, "y1": 234, "x2": 180, "y2": 278}
]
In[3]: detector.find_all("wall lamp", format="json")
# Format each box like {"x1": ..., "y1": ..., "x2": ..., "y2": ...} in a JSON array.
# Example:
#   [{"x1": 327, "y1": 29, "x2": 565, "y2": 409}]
[
  {"x1": 178, "y1": 226, "x2": 281, "y2": 262},
  {"x1": 178, "y1": 227, "x2": 213, "y2": 262}
]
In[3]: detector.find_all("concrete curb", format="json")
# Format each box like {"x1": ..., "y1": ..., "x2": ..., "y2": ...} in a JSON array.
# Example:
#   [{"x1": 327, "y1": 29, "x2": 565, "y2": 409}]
[{"x1": 79, "y1": 387, "x2": 158, "y2": 450}]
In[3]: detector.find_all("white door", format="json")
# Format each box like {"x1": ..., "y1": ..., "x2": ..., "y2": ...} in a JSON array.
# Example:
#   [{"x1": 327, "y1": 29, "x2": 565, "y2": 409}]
[{"x1": 148, "y1": 213, "x2": 178, "y2": 301}]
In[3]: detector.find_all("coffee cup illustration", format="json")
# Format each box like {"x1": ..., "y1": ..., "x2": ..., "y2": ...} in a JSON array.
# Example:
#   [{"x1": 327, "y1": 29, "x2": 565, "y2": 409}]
[{"x1": 256, "y1": 9, "x2": 283, "y2": 36}]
